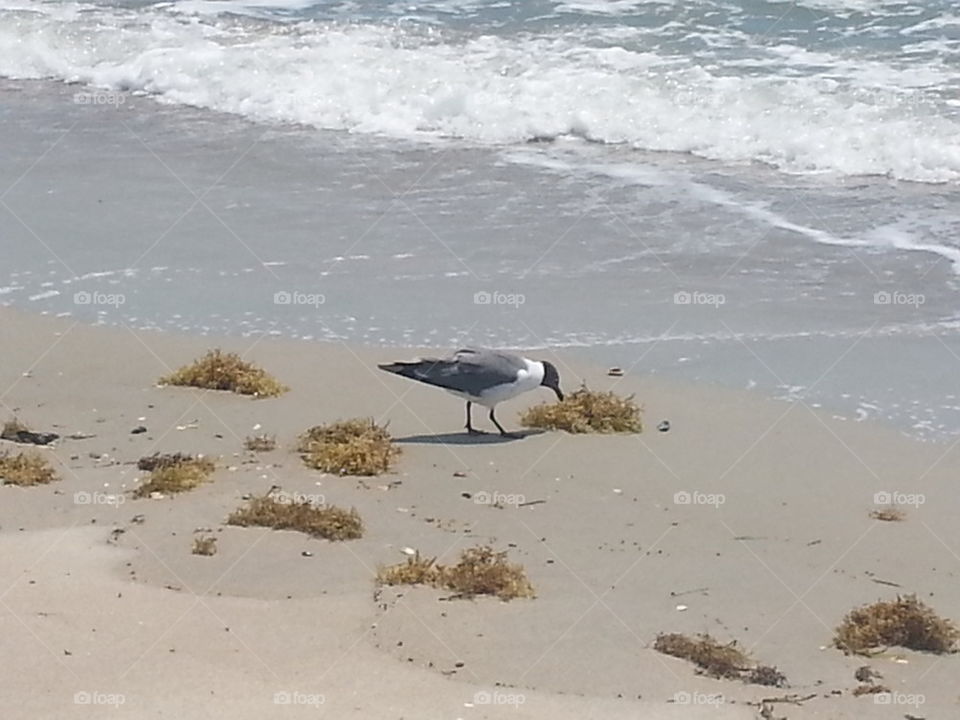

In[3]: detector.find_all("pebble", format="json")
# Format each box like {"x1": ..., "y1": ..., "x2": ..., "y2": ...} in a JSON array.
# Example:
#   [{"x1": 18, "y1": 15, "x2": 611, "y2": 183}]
[
  {"x1": 301, "y1": 551, "x2": 313, "y2": 557},
  {"x1": 607, "y1": 367, "x2": 624, "y2": 377},
  {"x1": 130, "y1": 426, "x2": 147, "y2": 435},
  {"x1": 657, "y1": 420, "x2": 670, "y2": 432}
]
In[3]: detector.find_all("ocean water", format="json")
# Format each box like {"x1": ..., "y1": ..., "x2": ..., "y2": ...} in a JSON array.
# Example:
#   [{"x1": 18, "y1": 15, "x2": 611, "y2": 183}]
[{"x1": 1, "y1": 0, "x2": 959, "y2": 438}]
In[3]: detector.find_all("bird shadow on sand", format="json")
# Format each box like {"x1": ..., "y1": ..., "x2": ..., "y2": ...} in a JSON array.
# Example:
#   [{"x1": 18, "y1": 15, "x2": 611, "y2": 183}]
[{"x1": 394, "y1": 429, "x2": 546, "y2": 445}]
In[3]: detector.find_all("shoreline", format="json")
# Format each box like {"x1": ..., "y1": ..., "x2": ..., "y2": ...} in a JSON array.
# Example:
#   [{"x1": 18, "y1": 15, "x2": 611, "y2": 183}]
[
  {"x1": 2, "y1": 308, "x2": 958, "y2": 718},
  {"x1": 3, "y1": 76, "x2": 960, "y2": 444}
]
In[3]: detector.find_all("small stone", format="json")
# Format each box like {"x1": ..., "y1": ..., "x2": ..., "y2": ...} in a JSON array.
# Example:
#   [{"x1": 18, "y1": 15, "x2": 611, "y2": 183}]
[
  {"x1": 607, "y1": 367, "x2": 624, "y2": 377},
  {"x1": 657, "y1": 420, "x2": 670, "y2": 432},
  {"x1": 301, "y1": 550, "x2": 313, "y2": 557},
  {"x1": 131, "y1": 426, "x2": 147, "y2": 435}
]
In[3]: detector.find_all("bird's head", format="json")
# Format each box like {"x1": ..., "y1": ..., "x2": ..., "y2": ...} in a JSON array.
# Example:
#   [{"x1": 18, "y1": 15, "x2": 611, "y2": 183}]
[{"x1": 539, "y1": 361, "x2": 564, "y2": 401}]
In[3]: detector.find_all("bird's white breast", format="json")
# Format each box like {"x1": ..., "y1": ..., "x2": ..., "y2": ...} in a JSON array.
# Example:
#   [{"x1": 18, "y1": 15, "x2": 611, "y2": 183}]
[{"x1": 472, "y1": 358, "x2": 544, "y2": 408}]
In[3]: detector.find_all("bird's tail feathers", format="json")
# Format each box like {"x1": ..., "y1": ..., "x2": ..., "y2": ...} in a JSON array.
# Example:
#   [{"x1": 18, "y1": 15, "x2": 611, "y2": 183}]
[{"x1": 378, "y1": 360, "x2": 437, "y2": 380}]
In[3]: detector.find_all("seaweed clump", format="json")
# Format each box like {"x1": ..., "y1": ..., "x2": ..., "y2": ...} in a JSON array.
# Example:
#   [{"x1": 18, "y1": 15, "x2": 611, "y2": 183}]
[
  {"x1": 244, "y1": 434, "x2": 277, "y2": 452},
  {"x1": 227, "y1": 494, "x2": 363, "y2": 541},
  {"x1": 654, "y1": 633, "x2": 786, "y2": 686},
  {"x1": 159, "y1": 349, "x2": 287, "y2": 398},
  {"x1": 134, "y1": 454, "x2": 215, "y2": 498},
  {"x1": 834, "y1": 595, "x2": 959, "y2": 655},
  {"x1": 377, "y1": 546, "x2": 534, "y2": 601},
  {"x1": 192, "y1": 534, "x2": 218, "y2": 556},
  {"x1": 0, "y1": 451, "x2": 59, "y2": 486},
  {"x1": 520, "y1": 386, "x2": 642, "y2": 433},
  {"x1": 298, "y1": 418, "x2": 399, "y2": 475}
]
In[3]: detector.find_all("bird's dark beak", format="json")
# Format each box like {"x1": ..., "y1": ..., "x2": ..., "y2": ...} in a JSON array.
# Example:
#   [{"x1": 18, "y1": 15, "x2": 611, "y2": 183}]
[{"x1": 554, "y1": 387, "x2": 564, "y2": 402}]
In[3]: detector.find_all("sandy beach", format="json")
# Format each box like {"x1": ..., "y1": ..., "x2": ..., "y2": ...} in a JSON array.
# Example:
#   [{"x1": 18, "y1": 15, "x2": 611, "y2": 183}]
[
  {"x1": 3, "y1": 0, "x2": 958, "y2": 715},
  {"x1": 1, "y1": 307, "x2": 957, "y2": 719}
]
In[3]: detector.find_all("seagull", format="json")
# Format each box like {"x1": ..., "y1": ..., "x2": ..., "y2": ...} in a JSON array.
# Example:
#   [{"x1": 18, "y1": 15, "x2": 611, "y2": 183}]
[{"x1": 378, "y1": 347, "x2": 564, "y2": 437}]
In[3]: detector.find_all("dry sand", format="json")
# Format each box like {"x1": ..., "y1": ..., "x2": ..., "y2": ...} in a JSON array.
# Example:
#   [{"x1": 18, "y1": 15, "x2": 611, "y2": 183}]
[{"x1": 1, "y1": 307, "x2": 957, "y2": 719}]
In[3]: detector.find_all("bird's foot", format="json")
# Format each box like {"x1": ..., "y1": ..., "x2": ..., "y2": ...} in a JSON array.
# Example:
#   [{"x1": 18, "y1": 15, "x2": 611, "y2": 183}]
[
  {"x1": 498, "y1": 431, "x2": 523, "y2": 439},
  {"x1": 466, "y1": 427, "x2": 489, "y2": 436}
]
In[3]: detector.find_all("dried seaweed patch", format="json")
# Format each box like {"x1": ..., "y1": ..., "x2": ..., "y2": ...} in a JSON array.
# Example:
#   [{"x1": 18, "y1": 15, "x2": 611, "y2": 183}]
[
  {"x1": 520, "y1": 386, "x2": 642, "y2": 433},
  {"x1": 654, "y1": 633, "x2": 786, "y2": 686},
  {"x1": 834, "y1": 595, "x2": 958, "y2": 655},
  {"x1": 134, "y1": 455, "x2": 215, "y2": 498},
  {"x1": 160, "y1": 349, "x2": 287, "y2": 397},
  {"x1": 244, "y1": 434, "x2": 277, "y2": 452},
  {"x1": 377, "y1": 546, "x2": 534, "y2": 601},
  {"x1": 227, "y1": 495, "x2": 363, "y2": 541},
  {"x1": 0, "y1": 451, "x2": 59, "y2": 486},
  {"x1": 298, "y1": 418, "x2": 399, "y2": 476},
  {"x1": 192, "y1": 535, "x2": 218, "y2": 556}
]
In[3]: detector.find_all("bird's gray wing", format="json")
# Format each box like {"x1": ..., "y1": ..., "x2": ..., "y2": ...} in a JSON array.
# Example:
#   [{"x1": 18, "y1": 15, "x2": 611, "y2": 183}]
[
  {"x1": 379, "y1": 348, "x2": 523, "y2": 395},
  {"x1": 454, "y1": 347, "x2": 526, "y2": 373}
]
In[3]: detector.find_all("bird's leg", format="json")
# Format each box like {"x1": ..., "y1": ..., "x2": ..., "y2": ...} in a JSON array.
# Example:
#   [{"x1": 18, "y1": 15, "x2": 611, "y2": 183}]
[
  {"x1": 489, "y1": 407, "x2": 520, "y2": 438},
  {"x1": 465, "y1": 401, "x2": 486, "y2": 435}
]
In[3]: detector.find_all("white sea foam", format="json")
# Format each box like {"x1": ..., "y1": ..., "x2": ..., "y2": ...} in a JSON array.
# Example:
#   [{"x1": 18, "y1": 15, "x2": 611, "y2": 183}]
[
  {"x1": 504, "y1": 149, "x2": 960, "y2": 272},
  {"x1": 28, "y1": 289, "x2": 59, "y2": 300},
  {"x1": 0, "y1": 0, "x2": 957, "y2": 183}
]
